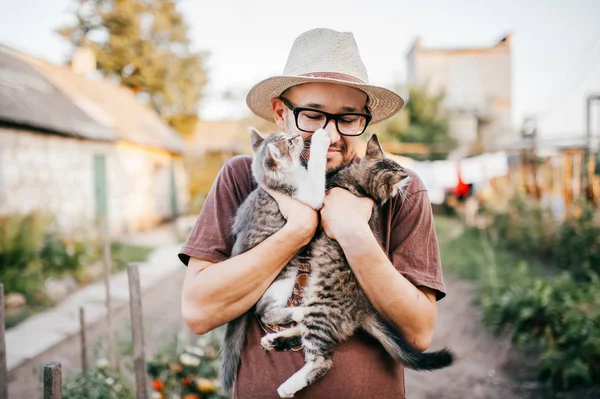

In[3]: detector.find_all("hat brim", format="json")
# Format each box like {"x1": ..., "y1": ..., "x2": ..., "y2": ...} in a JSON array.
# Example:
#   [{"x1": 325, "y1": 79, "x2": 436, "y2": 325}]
[{"x1": 246, "y1": 76, "x2": 405, "y2": 125}]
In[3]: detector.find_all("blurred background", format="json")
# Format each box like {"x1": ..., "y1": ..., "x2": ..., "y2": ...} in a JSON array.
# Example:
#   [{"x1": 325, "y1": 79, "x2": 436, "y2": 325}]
[{"x1": 0, "y1": 0, "x2": 599, "y2": 398}]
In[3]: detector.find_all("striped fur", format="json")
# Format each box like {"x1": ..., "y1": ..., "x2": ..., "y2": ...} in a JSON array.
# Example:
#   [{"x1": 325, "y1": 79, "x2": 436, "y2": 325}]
[
  {"x1": 219, "y1": 128, "x2": 330, "y2": 394},
  {"x1": 265, "y1": 135, "x2": 455, "y2": 398}
]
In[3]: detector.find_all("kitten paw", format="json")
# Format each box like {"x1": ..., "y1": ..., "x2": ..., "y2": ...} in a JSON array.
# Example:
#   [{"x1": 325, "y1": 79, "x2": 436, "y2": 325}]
[
  {"x1": 310, "y1": 128, "x2": 330, "y2": 150},
  {"x1": 261, "y1": 334, "x2": 276, "y2": 351},
  {"x1": 277, "y1": 384, "x2": 297, "y2": 398}
]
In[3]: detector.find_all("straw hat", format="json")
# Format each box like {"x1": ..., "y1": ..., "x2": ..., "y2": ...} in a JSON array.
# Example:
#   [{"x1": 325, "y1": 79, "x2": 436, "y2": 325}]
[{"x1": 246, "y1": 28, "x2": 405, "y2": 125}]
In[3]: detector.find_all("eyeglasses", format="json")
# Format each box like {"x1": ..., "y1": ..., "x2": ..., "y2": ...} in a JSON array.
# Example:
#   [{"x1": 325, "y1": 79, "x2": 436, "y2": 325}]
[{"x1": 279, "y1": 96, "x2": 372, "y2": 137}]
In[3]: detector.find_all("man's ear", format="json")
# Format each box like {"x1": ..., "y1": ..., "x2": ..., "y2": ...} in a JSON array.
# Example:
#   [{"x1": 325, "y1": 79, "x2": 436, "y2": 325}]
[
  {"x1": 271, "y1": 97, "x2": 287, "y2": 130},
  {"x1": 249, "y1": 127, "x2": 264, "y2": 152},
  {"x1": 365, "y1": 134, "x2": 384, "y2": 160}
]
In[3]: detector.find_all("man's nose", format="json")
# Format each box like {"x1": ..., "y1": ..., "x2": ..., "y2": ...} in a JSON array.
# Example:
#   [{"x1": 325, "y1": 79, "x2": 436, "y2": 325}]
[{"x1": 323, "y1": 119, "x2": 341, "y2": 144}]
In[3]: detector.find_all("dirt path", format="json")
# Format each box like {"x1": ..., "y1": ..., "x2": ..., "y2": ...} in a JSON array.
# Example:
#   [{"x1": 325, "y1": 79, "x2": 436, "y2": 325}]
[
  {"x1": 405, "y1": 275, "x2": 532, "y2": 399},
  {"x1": 7, "y1": 269, "x2": 186, "y2": 399}
]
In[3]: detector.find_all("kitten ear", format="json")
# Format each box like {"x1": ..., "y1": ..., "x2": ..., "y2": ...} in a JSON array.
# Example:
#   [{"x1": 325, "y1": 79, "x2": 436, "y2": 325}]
[
  {"x1": 249, "y1": 127, "x2": 264, "y2": 152},
  {"x1": 266, "y1": 143, "x2": 281, "y2": 168},
  {"x1": 365, "y1": 134, "x2": 384, "y2": 160}
]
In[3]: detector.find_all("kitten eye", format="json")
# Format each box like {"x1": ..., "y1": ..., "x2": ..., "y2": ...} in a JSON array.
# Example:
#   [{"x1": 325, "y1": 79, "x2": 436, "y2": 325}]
[{"x1": 288, "y1": 139, "x2": 294, "y2": 147}]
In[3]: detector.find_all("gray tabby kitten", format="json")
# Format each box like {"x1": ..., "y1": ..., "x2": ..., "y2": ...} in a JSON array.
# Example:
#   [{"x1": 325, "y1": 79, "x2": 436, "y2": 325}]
[
  {"x1": 220, "y1": 127, "x2": 331, "y2": 393},
  {"x1": 259, "y1": 135, "x2": 454, "y2": 398}
]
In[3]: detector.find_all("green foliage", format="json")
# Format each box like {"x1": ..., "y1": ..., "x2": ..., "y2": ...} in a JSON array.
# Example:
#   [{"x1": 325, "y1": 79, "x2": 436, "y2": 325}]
[
  {"x1": 0, "y1": 212, "x2": 94, "y2": 306},
  {"x1": 553, "y1": 201, "x2": 600, "y2": 278},
  {"x1": 487, "y1": 196, "x2": 600, "y2": 279},
  {"x1": 110, "y1": 241, "x2": 153, "y2": 271},
  {"x1": 57, "y1": 0, "x2": 207, "y2": 135},
  {"x1": 490, "y1": 194, "x2": 557, "y2": 260},
  {"x1": 379, "y1": 87, "x2": 456, "y2": 160},
  {"x1": 62, "y1": 365, "x2": 133, "y2": 399},
  {"x1": 436, "y1": 216, "x2": 600, "y2": 394},
  {"x1": 481, "y1": 268, "x2": 600, "y2": 391},
  {"x1": 0, "y1": 211, "x2": 152, "y2": 327}
]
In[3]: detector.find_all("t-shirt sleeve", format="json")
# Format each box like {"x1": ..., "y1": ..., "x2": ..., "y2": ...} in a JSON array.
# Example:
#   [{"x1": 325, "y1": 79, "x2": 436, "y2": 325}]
[
  {"x1": 178, "y1": 156, "x2": 253, "y2": 266},
  {"x1": 389, "y1": 172, "x2": 447, "y2": 301}
]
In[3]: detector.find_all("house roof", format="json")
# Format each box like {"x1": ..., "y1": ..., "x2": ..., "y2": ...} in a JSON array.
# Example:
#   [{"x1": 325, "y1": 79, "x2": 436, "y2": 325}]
[
  {"x1": 23, "y1": 52, "x2": 184, "y2": 154},
  {"x1": 0, "y1": 44, "x2": 184, "y2": 153},
  {"x1": 0, "y1": 45, "x2": 115, "y2": 141}
]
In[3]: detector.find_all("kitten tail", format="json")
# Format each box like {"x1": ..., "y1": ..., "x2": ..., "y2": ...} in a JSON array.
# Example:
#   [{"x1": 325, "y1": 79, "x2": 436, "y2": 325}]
[
  {"x1": 366, "y1": 316, "x2": 455, "y2": 371},
  {"x1": 220, "y1": 313, "x2": 249, "y2": 393}
]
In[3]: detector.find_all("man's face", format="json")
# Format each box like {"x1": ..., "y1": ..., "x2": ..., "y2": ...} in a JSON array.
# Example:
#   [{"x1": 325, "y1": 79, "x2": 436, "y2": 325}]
[{"x1": 271, "y1": 83, "x2": 368, "y2": 173}]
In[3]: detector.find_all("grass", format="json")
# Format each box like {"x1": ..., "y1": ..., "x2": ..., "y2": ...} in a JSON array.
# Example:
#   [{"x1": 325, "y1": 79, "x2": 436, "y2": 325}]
[
  {"x1": 5, "y1": 241, "x2": 153, "y2": 329},
  {"x1": 110, "y1": 241, "x2": 154, "y2": 271}
]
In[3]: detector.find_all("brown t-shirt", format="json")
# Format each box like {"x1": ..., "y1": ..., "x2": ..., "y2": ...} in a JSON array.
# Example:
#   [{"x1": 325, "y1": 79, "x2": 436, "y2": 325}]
[{"x1": 179, "y1": 155, "x2": 446, "y2": 399}]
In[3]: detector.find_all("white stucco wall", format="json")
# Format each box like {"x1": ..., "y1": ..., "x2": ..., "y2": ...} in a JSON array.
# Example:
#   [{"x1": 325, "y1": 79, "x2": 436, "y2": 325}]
[{"x1": 0, "y1": 127, "x2": 189, "y2": 236}]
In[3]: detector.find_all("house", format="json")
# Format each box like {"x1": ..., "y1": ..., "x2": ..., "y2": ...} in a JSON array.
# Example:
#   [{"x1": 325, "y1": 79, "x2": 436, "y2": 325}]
[
  {"x1": 0, "y1": 45, "x2": 189, "y2": 236},
  {"x1": 406, "y1": 35, "x2": 515, "y2": 154}
]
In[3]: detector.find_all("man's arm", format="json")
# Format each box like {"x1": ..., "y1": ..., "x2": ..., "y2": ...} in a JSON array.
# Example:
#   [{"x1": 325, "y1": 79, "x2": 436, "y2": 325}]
[
  {"x1": 182, "y1": 188, "x2": 318, "y2": 335},
  {"x1": 335, "y1": 224, "x2": 437, "y2": 351},
  {"x1": 320, "y1": 188, "x2": 437, "y2": 352}
]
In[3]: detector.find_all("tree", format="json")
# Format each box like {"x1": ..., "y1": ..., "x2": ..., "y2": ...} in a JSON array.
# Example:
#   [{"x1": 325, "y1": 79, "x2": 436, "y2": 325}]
[
  {"x1": 378, "y1": 87, "x2": 456, "y2": 160},
  {"x1": 58, "y1": 0, "x2": 207, "y2": 135}
]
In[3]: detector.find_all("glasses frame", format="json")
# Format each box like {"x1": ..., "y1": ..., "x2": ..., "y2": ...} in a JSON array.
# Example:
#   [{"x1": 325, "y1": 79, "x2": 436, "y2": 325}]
[{"x1": 279, "y1": 96, "x2": 372, "y2": 137}]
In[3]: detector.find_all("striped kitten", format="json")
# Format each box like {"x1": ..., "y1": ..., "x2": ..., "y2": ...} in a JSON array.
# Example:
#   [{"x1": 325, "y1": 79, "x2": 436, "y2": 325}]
[
  {"x1": 260, "y1": 135, "x2": 455, "y2": 398},
  {"x1": 220, "y1": 127, "x2": 330, "y2": 393}
]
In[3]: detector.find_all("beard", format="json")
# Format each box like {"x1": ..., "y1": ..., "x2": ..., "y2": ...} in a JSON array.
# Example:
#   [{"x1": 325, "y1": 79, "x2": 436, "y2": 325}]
[{"x1": 300, "y1": 139, "x2": 352, "y2": 173}]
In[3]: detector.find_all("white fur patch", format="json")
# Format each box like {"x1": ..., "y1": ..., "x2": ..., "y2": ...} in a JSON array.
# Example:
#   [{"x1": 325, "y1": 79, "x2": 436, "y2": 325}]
[
  {"x1": 263, "y1": 277, "x2": 296, "y2": 307},
  {"x1": 392, "y1": 176, "x2": 412, "y2": 197},
  {"x1": 277, "y1": 364, "x2": 311, "y2": 397}
]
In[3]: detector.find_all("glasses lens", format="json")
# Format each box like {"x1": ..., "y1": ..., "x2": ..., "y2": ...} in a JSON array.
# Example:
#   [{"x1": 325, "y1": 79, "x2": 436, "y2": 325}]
[
  {"x1": 297, "y1": 110, "x2": 326, "y2": 132},
  {"x1": 297, "y1": 110, "x2": 367, "y2": 135},
  {"x1": 337, "y1": 115, "x2": 367, "y2": 136}
]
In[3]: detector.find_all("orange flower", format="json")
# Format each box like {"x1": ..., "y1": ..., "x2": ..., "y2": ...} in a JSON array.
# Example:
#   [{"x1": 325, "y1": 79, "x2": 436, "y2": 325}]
[
  {"x1": 152, "y1": 379, "x2": 164, "y2": 392},
  {"x1": 181, "y1": 377, "x2": 191, "y2": 386},
  {"x1": 195, "y1": 378, "x2": 216, "y2": 393},
  {"x1": 182, "y1": 394, "x2": 201, "y2": 399}
]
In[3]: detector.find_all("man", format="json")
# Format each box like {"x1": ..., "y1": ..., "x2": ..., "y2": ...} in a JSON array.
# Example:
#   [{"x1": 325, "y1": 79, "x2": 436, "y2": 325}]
[{"x1": 179, "y1": 28, "x2": 446, "y2": 398}]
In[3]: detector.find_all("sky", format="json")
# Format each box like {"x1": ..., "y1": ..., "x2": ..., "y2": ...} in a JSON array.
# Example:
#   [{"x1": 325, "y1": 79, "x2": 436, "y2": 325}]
[{"x1": 1, "y1": 0, "x2": 599, "y2": 139}]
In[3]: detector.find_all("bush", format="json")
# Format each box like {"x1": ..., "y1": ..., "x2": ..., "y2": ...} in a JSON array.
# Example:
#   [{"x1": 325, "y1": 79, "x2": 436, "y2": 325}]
[
  {"x1": 481, "y1": 266, "x2": 600, "y2": 391},
  {"x1": 62, "y1": 363, "x2": 133, "y2": 399},
  {"x1": 553, "y1": 201, "x2": 600, "y2": 278},
  {"x1": 436, "y1": 216, "x2": 600, "y2": 394},
  {"x1": 490, "y1": 195, "x2": 557, "y2": 260},
  {"x1": 0, "y1": 212, "x2": 93, "y2": 305}
]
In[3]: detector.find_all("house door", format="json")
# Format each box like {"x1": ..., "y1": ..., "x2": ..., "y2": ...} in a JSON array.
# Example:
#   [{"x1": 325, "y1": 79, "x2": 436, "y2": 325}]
[
  {"x1": 93, "y1": 153, "x2": 108, "y2": 225},
  {"x1": 170, "y1": 161, "x2": 179, "y2": 217}
]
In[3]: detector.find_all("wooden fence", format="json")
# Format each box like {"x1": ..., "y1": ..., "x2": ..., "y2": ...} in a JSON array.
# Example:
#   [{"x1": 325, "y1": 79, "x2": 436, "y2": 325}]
[{"x1": 0, "y1": 262, "x2": 151, "y2": 399}]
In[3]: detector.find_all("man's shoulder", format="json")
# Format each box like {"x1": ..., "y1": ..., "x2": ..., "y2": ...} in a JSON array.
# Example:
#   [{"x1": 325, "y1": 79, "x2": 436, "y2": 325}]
[
  {"x1": 219, "y1": 155, "x2": 256, "y2": 199},
  {"x1": 224, "y1": 155, "x2": 253, "y2": 175},
  {"x1": 403, "y1": 167, "x2": 427, "y2": 195}
]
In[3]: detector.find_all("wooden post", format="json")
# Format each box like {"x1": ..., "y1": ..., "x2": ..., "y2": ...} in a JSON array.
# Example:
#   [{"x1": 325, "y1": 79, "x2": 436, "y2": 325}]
[
  {"x1": 127, "y1": 263, "x2": 149, "y2": 399},
  {"x1": 564, "y1": 151, "x2": 572, "y2": 209},
  {"x1": 79, "y1": 307, "x2": 89, "y2": 398},
  {"x1": 0, "y1": 284, "x2": 8, "y2": 399},
  {"x1": 43, "y1": 361, "x2": 62, "y2": 399},
  {"x1": 103, "y1": 223, "x2": 116, "y2": 371},
  {"x1": 573, "y1": 150, "x2": 582, "y2": 202}
]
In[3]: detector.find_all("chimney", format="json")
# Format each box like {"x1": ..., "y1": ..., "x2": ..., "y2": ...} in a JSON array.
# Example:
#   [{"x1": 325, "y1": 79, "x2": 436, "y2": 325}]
[{"x1": 71, "y1": 46, "x2": 96, "y2": 77}]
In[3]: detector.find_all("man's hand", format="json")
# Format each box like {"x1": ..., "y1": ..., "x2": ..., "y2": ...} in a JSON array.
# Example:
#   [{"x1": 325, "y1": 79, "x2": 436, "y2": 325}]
[
  {"x1": 320, "y1": 187, "x2": 374, "y2": 241},
  {"x1": 261, "y1": 186, "x2": 319, "y2": 246}
]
